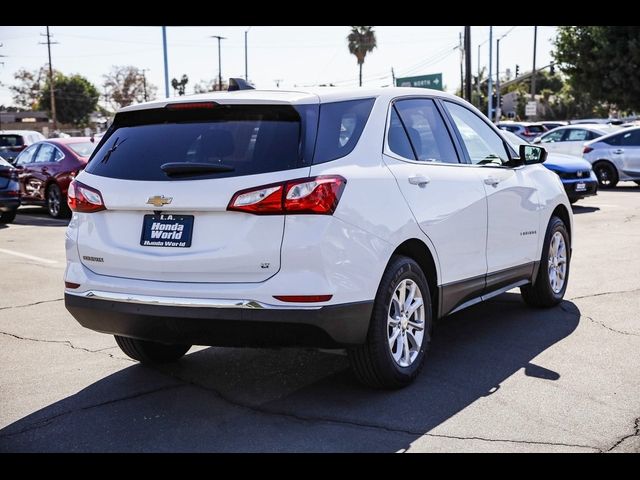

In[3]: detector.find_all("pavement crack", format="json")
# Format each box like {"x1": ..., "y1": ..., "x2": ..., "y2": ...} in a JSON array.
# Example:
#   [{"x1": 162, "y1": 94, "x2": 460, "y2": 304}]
[
  {"x1": 0, "y1": 298, "x2": 63, "y2": 311},
  {"x1": 559, "y1": 304, "x2": 640, "y2": 337},
  {"x1": 0, "y1": 384, "x2": 185, "y2": 439},
  {"x1": 0, "y1": 331, "x2": 137, "y2": 360},
  {"x1": 569, "y1": 288, "x2": 640, "y2": 301},
  {"x1": 154, "y1": 369, "x2": 598, "y2": 451},
  {"x1": 607, "y1": 417, "x2": 640, "y2": 452}
]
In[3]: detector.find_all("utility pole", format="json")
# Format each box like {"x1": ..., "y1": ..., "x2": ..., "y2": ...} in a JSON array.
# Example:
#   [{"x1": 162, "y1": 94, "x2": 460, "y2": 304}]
[
  {"x1": 459, "y1": 32, "x2": 464, "y2": 99},
  {"x1": 244, "y1": 27, "x2": 251, "y2": 82},
  {"x1": 40, "y1": 26, "x2": 58, "y2": 132},
  {"x1": 162, "y1": 26, "x2": 170, "y2": 98},
  {"x1": 464, "y1": 26, "x2": 472, "y2": 102},
  {"x1": 0, "y1": 43, "x2": 4, "y2": 131},
  {"x1": 391, "y1": 67, "x2": 396, "y2": 86},
  {"x1": 210, "y1": 35, "x2": 226, "y2": 91},
  {"x1": 531, "y1": 25, "x2": 538, "y2": 101},
  {"x1": 487, "y1": 26, "x2": 493, "y2": 120},
  {"x1": 140, "y1": 68, "x2": 149, "y2": 102}
]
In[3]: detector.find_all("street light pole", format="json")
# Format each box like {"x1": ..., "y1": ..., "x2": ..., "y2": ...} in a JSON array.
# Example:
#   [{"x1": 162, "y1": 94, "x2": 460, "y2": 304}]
[
  {"x1": 162, "y1": 26, "x2": 170, "y2": 98},
  {"x1": 210, "y1": 35, "x2": 226, "y2": 91},
  {"x1": 244, "y1": 27, "x2": 251, "y2": 82},
  {"x1": 496, "y1": 37, "x2": 501, "y2": 122},
  {"x1": 531, "y1": 26, "x2": 538, "y2": 101},
  {"x1": 487, "y1": 27, "x2": 493, "y2": 120}
]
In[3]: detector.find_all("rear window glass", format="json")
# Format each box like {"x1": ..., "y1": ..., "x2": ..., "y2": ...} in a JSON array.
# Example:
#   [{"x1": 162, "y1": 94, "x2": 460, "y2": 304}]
[
  {"x1": 527, "y1": 125, "x2": 545, "y2": 133},
  {"x1": 312, "y1": 98, "x2": 375, "y2": 164},
  {"x1": 86, "y1": 104, "x2": 318, "y2": 181},
  {"x1": 68, "y1": 142, "x2": 97, "y2": 157},
  {"x1": 86, "y1": 99, "x2": 375, "y2": 180},
  {"x1": 0, "y1": 135, "x2": 24, "y2": 147}
]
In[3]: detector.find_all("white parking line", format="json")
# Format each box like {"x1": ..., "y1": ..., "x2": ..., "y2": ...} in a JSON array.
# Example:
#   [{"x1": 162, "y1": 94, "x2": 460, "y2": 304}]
[{"x1": 0, "y1": 248, "x2": 58, "y2": 264}]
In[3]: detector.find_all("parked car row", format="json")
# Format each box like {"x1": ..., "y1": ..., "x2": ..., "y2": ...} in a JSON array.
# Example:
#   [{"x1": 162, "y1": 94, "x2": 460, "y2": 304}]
[{"x1": 0, "y1": 137, "x2": 97, "y2": 222}]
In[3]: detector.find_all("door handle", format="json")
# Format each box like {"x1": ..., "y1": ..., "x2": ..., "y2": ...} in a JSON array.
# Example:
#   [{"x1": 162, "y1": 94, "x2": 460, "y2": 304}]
[
  {"x1": 484, "y1": 176, "x2": 501, "y2": 187},
  {"x1": 613, "y1": 149, "x2": 624, "y2": 154},
  {"x1": 408, "y1": 175, "x2": 430, "y2": 187}
]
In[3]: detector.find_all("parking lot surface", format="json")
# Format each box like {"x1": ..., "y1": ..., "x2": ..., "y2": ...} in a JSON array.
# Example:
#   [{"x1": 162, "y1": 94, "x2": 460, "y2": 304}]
[{"x1": 1, "y1": 185, "x2": 639, "y2": 452}]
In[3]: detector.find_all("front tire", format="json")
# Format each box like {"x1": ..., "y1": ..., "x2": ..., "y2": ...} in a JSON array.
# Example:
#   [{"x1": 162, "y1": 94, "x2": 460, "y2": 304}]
[
  {"x1": 0, "y1": 209, "x2": 17, "y2": 224},
  {"x1": 114, "y1": 335, "x2": 191, "y2": 364},
  {"x1": 348, "y1": 255, "x2": 432, "y2": 389},
  {"x1": 593, "y1": 161, "x2": 618, "y2": 189},
  {"x1": 520, "y1": 215, "x2": 570, "y2": 308}
]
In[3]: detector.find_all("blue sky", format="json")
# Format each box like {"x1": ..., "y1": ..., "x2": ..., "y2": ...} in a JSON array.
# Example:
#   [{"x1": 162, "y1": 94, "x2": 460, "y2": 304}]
[{"x1": 0, "y1": 26, "x2": 558, "y2": 107}]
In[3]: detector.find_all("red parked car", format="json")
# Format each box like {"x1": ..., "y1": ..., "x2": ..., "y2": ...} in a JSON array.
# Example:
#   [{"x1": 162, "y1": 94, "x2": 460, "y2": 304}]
[{"x1": 14, "y1": 137, "x2": 97, "y2": 218}]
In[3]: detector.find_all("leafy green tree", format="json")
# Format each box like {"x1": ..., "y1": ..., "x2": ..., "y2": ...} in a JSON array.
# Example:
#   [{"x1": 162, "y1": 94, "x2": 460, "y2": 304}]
[
  {"x1": 553, "y1": 26, "x2": 640, "y2": 112},
  {"x1": 39, "y1": 73, "x2": 99, "y2": 126},
  {"x1": 9, "y1": 66, "x2": 51, "y2": 110},
  {"x1": 347, "y1": 26, "x2": 377, "y2": 87}
]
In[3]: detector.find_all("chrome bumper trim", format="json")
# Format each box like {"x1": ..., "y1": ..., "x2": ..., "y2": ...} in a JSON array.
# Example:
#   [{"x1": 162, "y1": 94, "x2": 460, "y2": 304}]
[{"x1": 65, "y1": 290, "x2": 322, "y2": 310}]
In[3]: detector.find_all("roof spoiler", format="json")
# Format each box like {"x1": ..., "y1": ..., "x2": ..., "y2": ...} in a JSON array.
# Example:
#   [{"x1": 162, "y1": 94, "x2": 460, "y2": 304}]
[{"x1": 228, "y1": 78, "x2": 255, "y2": 91}]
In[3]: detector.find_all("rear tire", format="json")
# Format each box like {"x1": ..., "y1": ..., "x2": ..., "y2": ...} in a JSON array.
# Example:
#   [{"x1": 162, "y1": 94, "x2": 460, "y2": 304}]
[
  {"x1": 0, "y1": 209, "x2": 17, "y2": 224},
  {"x1": 593, "y1": 161, "x2": 618, "y2": 189},
  {"x1": 348, "y1": 255, "x2": 432, "y2": 389},
  {"x1": 114, "y1": 335, "x2": 191, "y2": 364},
  {"x1": 46, "y1": 184, "x2": 71, "y2": 218},
  {"x1": 520, "y1": 215, "x2": 570, "y2": 308}
]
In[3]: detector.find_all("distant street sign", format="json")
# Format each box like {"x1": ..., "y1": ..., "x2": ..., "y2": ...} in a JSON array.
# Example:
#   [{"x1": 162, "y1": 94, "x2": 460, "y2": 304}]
[
  {"x1": 525, "y1": 101, "x2": 537, "y2": 116},
  {"x1": 396, "y1": 73, "x2": 443, "y2": 91}
]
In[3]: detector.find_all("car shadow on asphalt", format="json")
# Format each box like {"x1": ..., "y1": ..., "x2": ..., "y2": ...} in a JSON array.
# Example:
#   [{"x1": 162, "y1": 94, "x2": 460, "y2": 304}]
[
  {"x1": 572, "y1": 205, "x2": 600, "y2": 214},
  {"x1": 0, "y1": 293, "x2": 580, "y2": 452},
  {"x1": 13, "y1": 207, "x2": 70, "y2": 227}
]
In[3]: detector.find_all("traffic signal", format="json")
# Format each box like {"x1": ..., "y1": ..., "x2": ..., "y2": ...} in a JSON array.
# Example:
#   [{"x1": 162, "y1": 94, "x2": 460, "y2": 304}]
[
  {"x1": 549, "y1": 62, "x2": 555, "y2": 75},
  {"x1": 515, "y1": 64, "x2": 520, "y2": 77}
]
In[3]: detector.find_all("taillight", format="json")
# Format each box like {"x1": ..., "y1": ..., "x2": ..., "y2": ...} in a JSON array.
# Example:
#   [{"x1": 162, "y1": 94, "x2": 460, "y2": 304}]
[
  {"x1": 227, "y1": 175, "x2": 347, "y2": 215},
  {"x1": 583, "y1": 146, "x2": 594, "y2": 154},
  {"x1": 65, "y1": 281, "x2": 81, "y2": 289},
  {"x1": 10, "y1": 145, "x2": 26, "y2": 153},
  {"x1": 523, "y1": 128, "x2": 531, "y2": 136},
  {"x1": 67, "y1": 180, "x2": 106, "y2": 213},
  {"x1": 166, "y1": 101, "x2": 218, "y2": 110},
  {"x1": 273, "y1": 295, "x2": 333, "y2": 303}
]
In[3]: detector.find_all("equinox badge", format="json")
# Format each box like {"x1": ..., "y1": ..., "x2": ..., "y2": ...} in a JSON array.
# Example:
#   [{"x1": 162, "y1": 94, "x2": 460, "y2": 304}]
[{"x1": 147, "y1": 195, "x2": 173, "y2": 207}]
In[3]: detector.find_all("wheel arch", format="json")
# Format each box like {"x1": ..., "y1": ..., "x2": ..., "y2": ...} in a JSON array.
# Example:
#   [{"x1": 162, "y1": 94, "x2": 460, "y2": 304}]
[
  {"x1": 389, "y1": 238, "x2": 440, "y2": 321},
  {"x1": 551, "y1": 203, "x2": 572, "y2": 243}
]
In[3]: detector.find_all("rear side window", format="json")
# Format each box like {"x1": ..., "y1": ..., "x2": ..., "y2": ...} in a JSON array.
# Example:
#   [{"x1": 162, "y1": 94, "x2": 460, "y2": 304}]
[
  {"x1": 0, "y1": 135, "x2": 24, "y2": 147},
  {"x1": 393, "y1": 98, "x2": 459, "y2": 163},
  {"x1": 68, "y1": 142, "x2": 97, "y2": 157},
  {"x1": 86, "y1": 104, "x2": 318, "y2": 181},
  {"x1": 603, "y1": 134, "x2": 622, "y2": 146},
  {"x1": 312, "y1": 98, "x2": 375, "y2": 164}
]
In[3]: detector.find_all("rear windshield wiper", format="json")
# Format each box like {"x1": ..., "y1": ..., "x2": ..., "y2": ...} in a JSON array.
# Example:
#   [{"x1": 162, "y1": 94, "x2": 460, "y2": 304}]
[
  {"x1": 160, "y1": 162, "x2": 235, "y2": 177},
  {"x1": 100, "y1": 137, "x2": 127, "y2": 164}
]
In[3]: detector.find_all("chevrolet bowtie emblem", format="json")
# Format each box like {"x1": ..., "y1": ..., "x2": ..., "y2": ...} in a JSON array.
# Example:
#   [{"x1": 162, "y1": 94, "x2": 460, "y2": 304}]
[{"x1": 146, "y1": 195, "x2": 173, "y2": 207}]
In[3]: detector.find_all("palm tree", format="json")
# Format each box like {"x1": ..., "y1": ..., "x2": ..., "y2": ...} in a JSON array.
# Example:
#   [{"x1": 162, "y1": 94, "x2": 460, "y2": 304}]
[{"x1": 347, "y1": 26, "x2": 377, "y2": 87}]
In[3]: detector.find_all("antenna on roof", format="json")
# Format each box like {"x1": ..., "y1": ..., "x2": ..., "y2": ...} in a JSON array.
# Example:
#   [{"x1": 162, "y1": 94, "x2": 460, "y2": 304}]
[{"x1": 228, "y1": 78, "x2": 255, "y2": 91}]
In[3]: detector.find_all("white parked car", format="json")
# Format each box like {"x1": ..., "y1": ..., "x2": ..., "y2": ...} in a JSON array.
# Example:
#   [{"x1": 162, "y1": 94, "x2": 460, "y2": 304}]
[
  {"x1": 64, "y1": 86, "x2": 573, "y2": 388},
  {"x1": 532, "y1": 124, "x2": 619, "y2": 157}
]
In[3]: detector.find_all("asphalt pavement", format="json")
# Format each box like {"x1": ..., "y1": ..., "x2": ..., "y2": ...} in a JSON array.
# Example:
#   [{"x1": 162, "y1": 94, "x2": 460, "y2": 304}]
[{"x1": 1, "y1": 185, "x2": 639, "y2": 452}]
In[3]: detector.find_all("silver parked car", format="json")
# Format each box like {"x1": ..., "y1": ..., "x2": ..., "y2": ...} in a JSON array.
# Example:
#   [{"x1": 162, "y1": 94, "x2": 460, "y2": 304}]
[
  {"x1": 582, "y1": 126, "x2": 640, "y2": 188},
  {"x1": 532, "y1": 124, "x2": 619, "y2": 157}
]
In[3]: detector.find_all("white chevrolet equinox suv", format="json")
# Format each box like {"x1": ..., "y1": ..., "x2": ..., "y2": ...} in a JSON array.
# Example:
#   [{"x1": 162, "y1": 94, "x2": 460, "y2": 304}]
[{"x1": 64, "y1": 83, "x2": 572, "y2": 388}]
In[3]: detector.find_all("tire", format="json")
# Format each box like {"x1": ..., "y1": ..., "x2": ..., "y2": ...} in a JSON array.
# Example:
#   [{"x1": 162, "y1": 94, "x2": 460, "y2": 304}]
[
  {"x1": 593, "y1": 161, "x2": 618, "y2": 189},
  {"x1": 348, "y1": 255, "x2": 433, "y2": 389},
  {"x1": 0, "y1": 209, "x2": 17, "y2": 224},
  {"x1": 114, "y1": 335, "x2": 191, "y2": 364},
  {"x1": 520, "y1": 215, "x2": 570, "y2": 308},
  {"x1": 46, "y1": 184, "x2": 71, "y2": 218}
]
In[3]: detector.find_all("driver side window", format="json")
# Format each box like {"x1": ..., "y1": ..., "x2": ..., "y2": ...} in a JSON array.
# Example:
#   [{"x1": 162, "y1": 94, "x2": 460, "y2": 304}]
[{"x1": 443, "y1": 101, "x2": 509, "y2": 166}]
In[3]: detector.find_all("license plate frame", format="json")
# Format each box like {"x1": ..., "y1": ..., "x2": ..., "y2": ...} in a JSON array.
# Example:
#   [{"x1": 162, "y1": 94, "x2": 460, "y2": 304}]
[
  {"x1": 140, "y1": 213, "x2": 194, "y2": 248},
  {"x1": 575, "y1": 182, "x2": 587, "y2": 192}
]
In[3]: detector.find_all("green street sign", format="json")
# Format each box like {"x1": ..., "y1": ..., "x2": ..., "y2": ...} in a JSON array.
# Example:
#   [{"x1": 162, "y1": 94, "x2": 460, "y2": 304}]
[{"x1": 396, "y1": 73, "x2": 443, "y2": 90}]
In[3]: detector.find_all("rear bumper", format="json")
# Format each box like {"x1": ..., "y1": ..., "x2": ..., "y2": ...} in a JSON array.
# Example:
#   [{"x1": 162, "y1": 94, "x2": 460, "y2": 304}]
[{"x1": 65, "y1": 292, "x2": 373, "y2": 348}]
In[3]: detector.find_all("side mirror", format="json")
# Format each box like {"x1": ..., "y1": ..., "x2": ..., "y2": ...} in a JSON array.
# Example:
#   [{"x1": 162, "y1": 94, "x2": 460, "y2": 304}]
[
  {"x1": 532, "y1": 137, "x2": 542, "y2": 144},
  {"x1": 519, "y1": 144, "x2": 547, "y2": 165}
]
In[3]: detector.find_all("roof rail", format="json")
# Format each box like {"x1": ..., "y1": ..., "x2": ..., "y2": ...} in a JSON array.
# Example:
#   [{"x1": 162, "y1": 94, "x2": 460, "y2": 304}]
[{"x1": 228, "y1": 78, "x2": 255, "y2": 92}]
